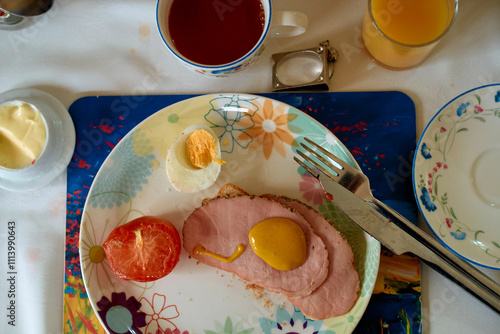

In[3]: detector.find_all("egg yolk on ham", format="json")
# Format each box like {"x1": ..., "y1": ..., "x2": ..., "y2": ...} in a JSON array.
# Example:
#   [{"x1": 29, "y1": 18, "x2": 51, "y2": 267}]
[{"x1": 249, "y1": 217, "x2": 307, "y2": 271}]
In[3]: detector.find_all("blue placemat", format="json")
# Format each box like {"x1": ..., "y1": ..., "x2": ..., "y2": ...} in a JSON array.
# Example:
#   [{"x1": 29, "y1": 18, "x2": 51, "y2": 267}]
[{"x1": 64, "y1": 91, "x2": 420, "y2": 334}]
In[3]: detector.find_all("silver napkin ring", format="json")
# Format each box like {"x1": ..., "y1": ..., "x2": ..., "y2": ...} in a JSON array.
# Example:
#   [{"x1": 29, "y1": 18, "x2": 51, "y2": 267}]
[{"x1": 272, "y1": 40, "x2": 339, "y2": 92}]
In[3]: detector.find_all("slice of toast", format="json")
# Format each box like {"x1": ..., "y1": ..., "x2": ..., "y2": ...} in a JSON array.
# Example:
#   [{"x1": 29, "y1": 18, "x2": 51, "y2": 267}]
[
  {"x1": 201, "y1": 183, "x2": 249, "y2": 206},
  {"x1": 217, "y1": 183, "x2": 249, "y2": 197}
]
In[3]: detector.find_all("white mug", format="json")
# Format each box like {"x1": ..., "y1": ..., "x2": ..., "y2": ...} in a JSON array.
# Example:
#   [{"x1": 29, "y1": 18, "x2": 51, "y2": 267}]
[{"x1": 156, "y1": 0, "x2": 308, "y2": 77}]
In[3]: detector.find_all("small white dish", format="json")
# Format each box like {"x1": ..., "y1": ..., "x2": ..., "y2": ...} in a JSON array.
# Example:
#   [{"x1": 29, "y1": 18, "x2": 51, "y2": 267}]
[
  {"x1": 0, "y1": 88, "x2": 75, "y2": 192},
  {"x1": 413, "y1": 83, "x2": 500, "y2": 269}
]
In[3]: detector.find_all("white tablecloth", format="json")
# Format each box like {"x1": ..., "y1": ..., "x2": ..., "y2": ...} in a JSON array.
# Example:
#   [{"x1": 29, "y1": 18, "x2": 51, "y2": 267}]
[{"x1": 1, "y1": 0, "x2": 499, "y2": 333}]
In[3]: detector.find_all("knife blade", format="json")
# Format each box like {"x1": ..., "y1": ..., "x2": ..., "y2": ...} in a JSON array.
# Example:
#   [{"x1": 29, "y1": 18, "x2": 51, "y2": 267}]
[
  {"x1": 319, "y1": 173, "x2": 500, "y2": 315},
  {"x1": 320, "y1": 174, "x2": 410, "y2": 255}
]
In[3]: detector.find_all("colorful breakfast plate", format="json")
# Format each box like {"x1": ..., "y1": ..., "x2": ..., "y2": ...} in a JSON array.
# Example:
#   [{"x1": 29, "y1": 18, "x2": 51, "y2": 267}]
[
  {"x1": 413, "y1": 84, "x2": 500, "y2": 269},
  {"x1": 80, "y1": 93, "x2": 381, "y2": 334}
]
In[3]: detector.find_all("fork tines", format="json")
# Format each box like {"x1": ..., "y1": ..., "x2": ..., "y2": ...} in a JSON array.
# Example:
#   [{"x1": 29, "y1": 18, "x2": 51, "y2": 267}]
[
  {"x1": 294, "y1": 137, "x2": 342, "y2": 181},
  {"x1": 293, "y1": 156, "x2": 320, "y2": 178}
]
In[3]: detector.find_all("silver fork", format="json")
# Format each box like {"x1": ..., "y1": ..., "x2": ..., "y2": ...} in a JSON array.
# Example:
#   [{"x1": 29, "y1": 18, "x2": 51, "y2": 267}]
[
  {"x1": 294, "y1": 137, "x2": 500, "y2": 309},
  {"x1": 296, "y1": 137, "x2": 398, "y2": 215}
]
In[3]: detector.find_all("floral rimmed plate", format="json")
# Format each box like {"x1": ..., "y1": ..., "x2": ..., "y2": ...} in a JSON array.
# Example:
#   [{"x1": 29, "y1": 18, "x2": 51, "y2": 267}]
[
  {"x1": 413, "y1": 84, "x2": 500, "y2": 269},
  {"x1": 80, "y1": 93, "x2": 380, "y2": 334}
]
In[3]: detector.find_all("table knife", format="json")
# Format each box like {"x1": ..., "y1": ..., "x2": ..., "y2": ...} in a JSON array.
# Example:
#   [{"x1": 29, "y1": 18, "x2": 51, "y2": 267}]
[{"x1": 319, "y1": 173, "x2": 500, "y2": 316}]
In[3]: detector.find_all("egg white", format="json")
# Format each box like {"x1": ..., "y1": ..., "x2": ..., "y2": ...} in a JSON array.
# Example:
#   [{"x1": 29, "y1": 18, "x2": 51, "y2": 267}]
[{"x1": 166, "y1": 124, "x2": 222, "y2": 193}]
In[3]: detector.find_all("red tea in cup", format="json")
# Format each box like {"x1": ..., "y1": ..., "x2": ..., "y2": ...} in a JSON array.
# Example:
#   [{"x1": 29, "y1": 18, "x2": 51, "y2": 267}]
[{"x1": 168, "y1": 0, "x2": 265, "y2": 66}]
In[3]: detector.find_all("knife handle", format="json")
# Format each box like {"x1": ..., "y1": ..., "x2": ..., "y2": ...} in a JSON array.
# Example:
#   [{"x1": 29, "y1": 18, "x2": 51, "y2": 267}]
[
  {"x1": 372, "y1": 199, "x2": 500, "y2": 315},
  {"x1": 419, "y1": 243, "x2": 500, "y2": 316},
  {"x1": 373, "y1": 198, "x2": 500, "y2": 299}
]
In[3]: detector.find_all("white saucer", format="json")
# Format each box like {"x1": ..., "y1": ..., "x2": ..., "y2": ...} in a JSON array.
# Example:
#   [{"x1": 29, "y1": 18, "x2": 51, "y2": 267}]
[
  {"x1": 413, "y1": 83, "x2": 500, "y2": 269},
  {"x1": 0, "y1": 88, "x2": 76, "y2": 192}
]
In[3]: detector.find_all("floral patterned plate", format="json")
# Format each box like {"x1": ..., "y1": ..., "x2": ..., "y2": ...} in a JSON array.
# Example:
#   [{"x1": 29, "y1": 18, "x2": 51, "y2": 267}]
[
  {"x1": 80, "y1": 93, "x2": 381, "y2": 334},
  {"x1": 413, "y1": 84, "x2": 500, "y2": 269}
]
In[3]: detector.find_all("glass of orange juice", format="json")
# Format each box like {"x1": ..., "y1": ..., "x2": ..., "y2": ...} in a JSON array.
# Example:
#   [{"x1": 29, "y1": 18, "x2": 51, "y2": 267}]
[{"x1": 362, "y1": 0, "x2": 458, "y2": 70}]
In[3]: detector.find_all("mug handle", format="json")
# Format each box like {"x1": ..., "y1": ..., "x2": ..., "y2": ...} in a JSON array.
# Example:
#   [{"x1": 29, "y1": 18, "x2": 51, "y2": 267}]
[{"x1": 269, "y1": 11, "x2": 308, "y2": 37}]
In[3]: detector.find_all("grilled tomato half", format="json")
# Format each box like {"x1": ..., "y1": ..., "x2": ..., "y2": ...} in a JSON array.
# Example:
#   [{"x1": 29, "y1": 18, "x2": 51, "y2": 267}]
[{"x1": 103, "y1": 216, "x2": 181, "y2": 282}]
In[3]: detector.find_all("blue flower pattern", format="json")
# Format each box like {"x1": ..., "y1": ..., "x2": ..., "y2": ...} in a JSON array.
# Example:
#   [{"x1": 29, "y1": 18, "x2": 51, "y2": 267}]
[
  {"x1": 89, "y1": 133, "x2": 154, "y2": 209},
  {"x1": 420, "y1": 143, "x2": 432, "y2": 159},
  {"x1": 420, "y1": 187, "x2": 437, "y2": 212},
  {"x1": 456, "y1": 102, "x2": 470, "y2": 116},
  {"x1": 259, "y1": 306, "x2": 334, "y2": 334},
  {"x1": 451, "y1": 231, "x2": 467, "y2": 240},
  {"x1": 417, "y1": 86, "x2": 500, "y2": 267}
]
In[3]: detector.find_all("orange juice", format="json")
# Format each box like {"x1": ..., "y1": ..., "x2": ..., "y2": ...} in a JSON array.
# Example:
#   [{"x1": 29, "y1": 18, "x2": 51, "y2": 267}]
[
  {"x1": 362, "y1": 0, "x2": 457, "y2": 69},
  {"x1": 372, "y1": 0, "x2": 451, "y2": 45}
]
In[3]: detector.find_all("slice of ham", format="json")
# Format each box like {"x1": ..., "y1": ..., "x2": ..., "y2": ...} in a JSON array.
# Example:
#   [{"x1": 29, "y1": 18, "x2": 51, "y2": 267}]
[
  {"x1": 266, "y1": 195, "x2": 360, "y2": 319},
  {"x1": 182, "y1": 195, "x2": 329, "y2": 299}
]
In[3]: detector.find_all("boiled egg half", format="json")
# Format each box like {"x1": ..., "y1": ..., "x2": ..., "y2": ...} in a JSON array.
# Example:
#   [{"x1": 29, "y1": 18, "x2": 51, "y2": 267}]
[{"x1": 166, "y1": 124, "x2": 224, "y2": 193}]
